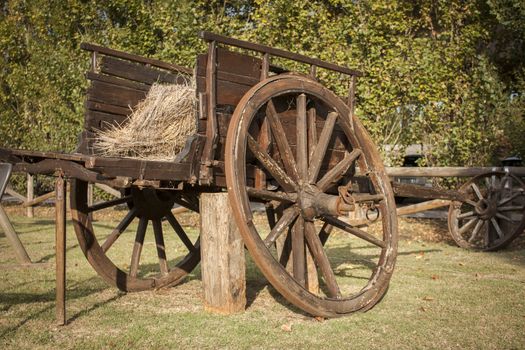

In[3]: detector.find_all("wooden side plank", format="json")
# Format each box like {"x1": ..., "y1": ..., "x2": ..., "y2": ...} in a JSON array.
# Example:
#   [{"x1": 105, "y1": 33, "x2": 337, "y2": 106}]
[
  {"x1": 196, "y1": 48, "x2": 261, "y2": 80},
  {"x1": 200, "y1": 31, "x2": 363, "y2": 77},
  {"x1": 101, "y1": 56, "x2": 189, "y2": 85},
  {"x1": 85, "y1": 101, "x2": 131, "y2": 116},
  {"x1": 86, "y1": 71, "x2": 150, "y2": 91},
  {"x1": 88, "y1": 80, "x2": 147, "y2": 108},
  {"x1": 85, "y1": 110, "x2": 128, "y2": 130},
  {"x1": 81, "y1": 42, "x2": 192, "y2": 75},
  {"x1": 196, "y1": 76, "x2": 254, "y2": 107}
]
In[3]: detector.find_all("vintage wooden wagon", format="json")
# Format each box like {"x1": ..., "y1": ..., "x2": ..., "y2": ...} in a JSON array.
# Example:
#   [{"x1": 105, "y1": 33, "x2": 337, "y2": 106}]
[{"x1": 0, "y1": 32, "x2": 524, "y2": 318}]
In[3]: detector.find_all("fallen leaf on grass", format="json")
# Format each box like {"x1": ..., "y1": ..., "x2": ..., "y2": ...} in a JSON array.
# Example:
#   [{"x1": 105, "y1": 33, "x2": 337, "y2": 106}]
[
  {"x1": 422, "y1": 296, "x2": 434, "y2": 301},
  {"x1": 280, "y1": 323, "x2": 292, "y2": 332},
  {"x1": 415, "y1": 252, "x2": 424, "y2": 259},
  {"x1": 458, "y1": 262, "x2": 465, "y2": 266},
  {"x1": 419, "y1": 306, "x2": 427, "y2": 312},
  {"x1": 431, "y1": 275, "x2": 439, "y2": 280},
  {"x1": 314, "y1": 316, "x2": 325, "y2": 322}
]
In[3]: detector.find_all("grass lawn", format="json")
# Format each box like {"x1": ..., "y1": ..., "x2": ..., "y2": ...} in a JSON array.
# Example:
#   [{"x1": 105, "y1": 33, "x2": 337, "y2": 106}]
[{"x1": 0, "y1": 208, "x2": 524, "y2": 349}]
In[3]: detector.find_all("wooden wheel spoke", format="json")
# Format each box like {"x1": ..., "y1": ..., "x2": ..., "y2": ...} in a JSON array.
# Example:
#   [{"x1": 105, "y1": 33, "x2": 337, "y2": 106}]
[
  {"x1": 308, "y1": 112, "x2": 338, "y2": 183},
  {"x1": 319, "y1": 222, "x2": 334, "y2": 246},
  {"x1": 152, "y1": 219, "x2": 169, "y2": 276},
  {"x1": 484, "y1": 177, "x2": 492, "y2": 189},
  {"x1": 307, "y1": 106, "x2": 317, "y2": 160},
  {"x1": 498, "y1": 192, "x2": 524, "y2": 206},
  {"x1": 265, "y1": 205, "x2": 276, "y2": 230},
  {"x1": 495, "y1": 212, "x2": 514, "y2": 222},
  {"x1": 317, "y1": 149, "x2": 361, "y2": 192},
  {"x1": 499, "y1": 174, "x2": 510, "y2": 190},
  {"x1": 296, "y1": 93, "x2": 308, "y2": 180},
  {"x1": 304, "y1": 221, "x2": 341, "y2": 298},
  {"x1": 322, "y1": 215, "x2": 386, "y2": 248},
  {"x1": 468, "y1": 219, "x2": 485, "y2": 243},
  {"x1": 101, "y1": 207, "x2": 138, "y2": 253},
  {"x1": 87, "y1": 195, "x2": 132, "y2": 213},
  {"x1": 292, "y1": 217, "x2": 306, "y2": 286},
  {"x1": 498, "y1": 205, "x2": 525, "y2": 212},
  {"x1": 166, "y1": 212, "x2": 196, "y2": 253},
  {"x1": 266, "y1": 100, "x2": 299, "y2": 181},
  {"x1": 246, "y1": 187, "x2": 296, "y2": 203},
  {"x1": 458, "y1": 218, "x2": 478, "y2": 235},
  {"x1": 247, "y1": 135, "x2": 296, "y2": 192},
  {"x1": 470, "y1": 183, "x2": 484, "y2": 201},
  {"x1": 490, "y1": 218, "x2": 504, "y2": 238},
  {"x1": 264, "y1": 207, "x2": 299, "y2": 247},
  {"x1": 130, "y1": 217, "x2": 148, "y2": 278},
  {"x1": 457, "y1": 210, "x2": 475, "y2": 219}
]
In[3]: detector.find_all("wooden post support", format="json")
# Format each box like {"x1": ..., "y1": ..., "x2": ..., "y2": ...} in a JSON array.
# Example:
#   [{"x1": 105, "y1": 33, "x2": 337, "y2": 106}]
[
  {"x1": 26, "y1": 174, "x2": 34, "y2": 218},
  {"x1": 0, "y1": 205, "x2": 32, "y2": 265},
  {"x1": 200, "y1": 192, "x2": 246, "y2": 314},
  {"x1": 55, "y1": 176, "x2": 67, "y2": 325}
]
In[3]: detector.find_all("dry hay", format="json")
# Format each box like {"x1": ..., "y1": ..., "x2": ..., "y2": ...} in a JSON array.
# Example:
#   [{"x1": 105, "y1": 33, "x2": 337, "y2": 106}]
[{"x1": 94, "y1": 81, "x2": 196, "y2": 161}]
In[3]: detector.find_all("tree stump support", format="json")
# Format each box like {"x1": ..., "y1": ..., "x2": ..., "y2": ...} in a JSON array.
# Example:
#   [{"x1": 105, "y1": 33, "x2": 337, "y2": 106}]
[{"x1": 200, "y1": 192, "x2": 246, "y2": 314}]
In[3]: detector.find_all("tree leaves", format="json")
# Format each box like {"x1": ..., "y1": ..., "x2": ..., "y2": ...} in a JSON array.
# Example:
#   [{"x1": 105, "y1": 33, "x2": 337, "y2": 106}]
[{"x1": 0, "y1": 0, "x2": 523, "y2": 165}]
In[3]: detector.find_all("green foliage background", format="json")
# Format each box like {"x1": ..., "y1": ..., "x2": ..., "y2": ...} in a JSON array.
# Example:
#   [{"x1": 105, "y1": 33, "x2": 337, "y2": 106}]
[{"x1": 1, "y1": 0, "x2": 524, "y2": 167}]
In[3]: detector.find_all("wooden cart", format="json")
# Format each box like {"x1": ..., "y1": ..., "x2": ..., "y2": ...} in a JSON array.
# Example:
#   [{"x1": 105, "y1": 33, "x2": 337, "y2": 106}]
[{"x1": 0, "y1": 32, "x2": 523, "y2": 318}]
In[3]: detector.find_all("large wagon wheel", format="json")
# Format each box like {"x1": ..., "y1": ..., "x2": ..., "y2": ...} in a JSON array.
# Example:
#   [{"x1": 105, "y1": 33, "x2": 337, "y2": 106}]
[
  {"x1": 71, "y1": 179, "x2": 201, "y2": 292},
  {"x1": 448, "y1": 171, "x2": 525, "y2": 251},
  {"x1": 225, "y1": 74, "x2": 398, "y2": 317}
]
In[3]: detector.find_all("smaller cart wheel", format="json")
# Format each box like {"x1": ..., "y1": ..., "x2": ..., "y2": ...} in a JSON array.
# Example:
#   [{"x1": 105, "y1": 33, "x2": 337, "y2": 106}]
[
  {"x1": 448, "y1": 171, "x2": 525, "y2": 251},
  {"x1": 71, "y1": 179, "x2": 201, "y2": 291}
]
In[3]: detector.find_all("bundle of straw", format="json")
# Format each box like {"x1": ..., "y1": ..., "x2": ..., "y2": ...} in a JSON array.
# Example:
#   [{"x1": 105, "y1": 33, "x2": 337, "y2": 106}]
[{"x1": 94, "y1": 82, "x2": 196, "y2": 161}]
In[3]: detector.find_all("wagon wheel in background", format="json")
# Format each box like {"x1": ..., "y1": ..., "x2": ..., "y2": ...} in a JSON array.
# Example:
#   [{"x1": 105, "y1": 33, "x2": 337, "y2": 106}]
[
  {"x1": 225, "y1": 74, "x2": 398, "y2": 317},
  {"x1": 71, "y1": 179, "x2": 201, "y2": 292},
  {"x1": 448, "y1": 171, "x2": 525, "y2": 251}
]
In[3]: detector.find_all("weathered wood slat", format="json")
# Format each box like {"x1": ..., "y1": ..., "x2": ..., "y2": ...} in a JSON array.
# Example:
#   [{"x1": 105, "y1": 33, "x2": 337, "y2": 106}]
[
  {"x1": 392, "y1": 182, "x2": 470, "y2": 202},
  {"x1": 100, "y1": 56, "x2": 188, "y2": 85},
  {"x1": 0, "y1": 148, "x2": 86, "y2": 162},
  {"x1": 81, "y1": 42, "x2": 192, "y2": 75},
  {"x1": 196, "y1": 76, "x2": 254, "y2": 107},
  {"x1": 88, "y1": 80, "x2": 147, "y2": 108},
  {"x1": 196, "y1": 48, "x2": 261, "y2": 79},
  {"x1": 386, "y1": 167, "x2": 525, "y2": 177},
  {"x1": 199, "y1": 31, "x2": 362, "y2": 77},
  {"x1": 85, "y1": 101, "x2": 131, "y2": 116},
  {"x1": 85, "y1": 110, "x2": 128, "y2": 130},
  {"x1": 86, "y1": 71, "x2": 150, "y2": 91}
]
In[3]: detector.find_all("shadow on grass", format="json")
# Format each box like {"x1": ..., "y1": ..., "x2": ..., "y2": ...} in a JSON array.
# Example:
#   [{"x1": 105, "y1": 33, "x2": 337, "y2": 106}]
[
  {"x1": 67, "y1": 292, "x2": 124, "y2": 324},
  {"x1": 243, "y1": 244, "x2": 442, "y2": 316},
  {"x1": 0, "y1": 303, "x2": 54, "y2": 340},
  {"x1": 0, "y1": 276, "x2": 120, "y2": 337}
]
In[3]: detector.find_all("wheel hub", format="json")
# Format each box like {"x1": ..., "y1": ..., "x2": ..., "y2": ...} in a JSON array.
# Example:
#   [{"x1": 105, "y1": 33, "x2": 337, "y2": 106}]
[
  {"x1": 474, "y1": 198, "x2": 497, "y2": 220},
  {"x1": 297, "y1": 184, "x2": 345, "y2": 221},
  {"x1": 130, "y1": 188, "x2": 176, "y2": 220}
]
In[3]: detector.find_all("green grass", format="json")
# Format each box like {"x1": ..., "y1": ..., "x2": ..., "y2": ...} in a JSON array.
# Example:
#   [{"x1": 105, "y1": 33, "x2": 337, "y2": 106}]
[{"x1": 1, "y1": 213, "x2": 524, "y2": 349}]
